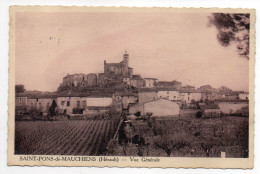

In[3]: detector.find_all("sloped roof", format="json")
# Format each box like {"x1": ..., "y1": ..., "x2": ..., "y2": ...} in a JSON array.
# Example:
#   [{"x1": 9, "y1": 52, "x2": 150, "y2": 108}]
[
  {"x1": 16, "y1": 92, "x2": 58, "y2": 99},
  {"x1": 58, "y1": 93, "x2": 113, "y2": 98},
  {"x1": 114, "y1": 92, "x2": 138, "y2": 97},
  {"x1": 179, "y1": 89, "x2": 201, "y2": 93},
  {"x1": 138, "y1": 87, "x2": 178, "y2": 92},
  {"x1": 144, "y1": 78, "x2": 158, "y2": 80}
]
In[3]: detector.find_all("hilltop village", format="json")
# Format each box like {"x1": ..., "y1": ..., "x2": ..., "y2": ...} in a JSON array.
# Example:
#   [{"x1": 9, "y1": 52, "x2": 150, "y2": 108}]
[{"x1": 15, "y1": 51, "x2": 249, "y2": 118}]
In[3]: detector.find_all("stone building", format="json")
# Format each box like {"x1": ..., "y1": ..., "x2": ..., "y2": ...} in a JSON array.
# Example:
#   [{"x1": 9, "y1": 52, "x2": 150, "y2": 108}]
[
  {"x1": 62, "y1": 73, "x2": 88, "y2": 87},
  {"x1": 56, "y1": 93, "x2": 112, "y2": 115},
  {"x1": 112, "y1": 92, "x2": 138, "y2": 112},
  {"x1": 179, "y1": 87, "x2": 202, "y2": 104},
  {"x1": 143, "y1": 78, "x2": 158, "y2": 88},
  {"x1": 130, "y1": 75, "x2": 145, "y2": 88},
  {"x1": 104, "y1": 50, "x2": 133, "y2": 78},
  {"x1": 87, "y1": 73, "x2": 97, "y2": 86},
  {"x1": 157, "y1": 88, "x2": 179, "y2": 101},
  {"x1": 138, "y1": 88, "x2": 158, "y2": 103}
]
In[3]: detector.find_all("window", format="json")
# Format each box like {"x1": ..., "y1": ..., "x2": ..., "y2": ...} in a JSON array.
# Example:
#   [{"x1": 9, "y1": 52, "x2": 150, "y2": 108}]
[
  {"x1": 36, "y1": 98, "x2": 39, "y2": 102},
  {"x1": 19, "y1": 98, "x2": 21, "y2": 101},
  {"x1": 61, "y1": 101, "x2": 64, "y2": 105},
  {"x1": 67, "y1": 101, "x2": 70, "y2": 106},
  {"x1": 167, "y1": 92, "x2": 169, "y2": 94},
  {"x1": 83, "y1": 101, "x2": 87, "y2": 109},
  {"x1": 77, "y1": 101, "x2": 80, "y2": 108}
]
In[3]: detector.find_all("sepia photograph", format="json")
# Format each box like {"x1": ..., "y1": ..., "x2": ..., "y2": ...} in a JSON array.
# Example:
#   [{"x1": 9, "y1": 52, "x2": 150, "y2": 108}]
[{"x1": 8, "y1": 6, "x2": 255, "y2": 168}]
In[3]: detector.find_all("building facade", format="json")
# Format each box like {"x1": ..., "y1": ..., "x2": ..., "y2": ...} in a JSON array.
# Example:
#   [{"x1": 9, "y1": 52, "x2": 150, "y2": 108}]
[
  {"x1": 144, "y1": 78, "x2": 158, "y2": 88},
  {"x1": 104, "y1": 51, "x2": 133, "y2": 78},
  {"x1": 157, "y1": 89, "x2": 179, "y2": 101},
  {"x1": 138, "y1": 89, "x2": 158, "y2": 103}
]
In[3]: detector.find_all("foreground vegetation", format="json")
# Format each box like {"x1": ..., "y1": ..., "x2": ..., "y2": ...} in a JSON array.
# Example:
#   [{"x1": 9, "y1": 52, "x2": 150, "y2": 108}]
[
  {"x1": 15, "y1": 120, "x2": 118, "y2": 155},
  {"x1": 108, "y1": 115, "x2": 248, "y2": 158}
]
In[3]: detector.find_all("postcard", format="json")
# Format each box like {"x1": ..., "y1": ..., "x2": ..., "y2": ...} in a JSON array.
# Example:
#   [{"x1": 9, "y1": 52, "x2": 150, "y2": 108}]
[{"x1": 8, "y1": 6, "x2": 255, "y2": 168}]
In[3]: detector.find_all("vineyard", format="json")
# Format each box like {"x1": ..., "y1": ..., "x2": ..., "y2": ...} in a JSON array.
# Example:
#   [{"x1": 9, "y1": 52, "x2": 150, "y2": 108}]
[{"x1": 15, "y1": 120, "x2": 118, "y2": 155}]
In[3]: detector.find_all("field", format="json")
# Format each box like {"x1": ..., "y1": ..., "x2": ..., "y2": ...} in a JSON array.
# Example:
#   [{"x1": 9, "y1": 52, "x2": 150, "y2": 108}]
[
  {"x1": 111, "y1": 115, "x2": 249, "y2": 158},
  {"x1": 15, "y1": 115, "x2": 249, "y2": 158},
  {"x1": 15, "y1": 120, "x2": 117, "y2": 155}
]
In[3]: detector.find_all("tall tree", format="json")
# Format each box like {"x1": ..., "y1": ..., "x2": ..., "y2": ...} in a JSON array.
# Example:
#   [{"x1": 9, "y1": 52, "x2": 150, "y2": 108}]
[
  {"x1": 209, "y1": 13, "x2": 250, "y2": 59},
  {"x1": 15, "y1": 84, "x2": 25, "y2": 93}
]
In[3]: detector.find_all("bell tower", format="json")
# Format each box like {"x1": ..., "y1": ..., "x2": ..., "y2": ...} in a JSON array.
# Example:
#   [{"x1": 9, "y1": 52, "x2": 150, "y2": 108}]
[{"x1": 123, "y1": 49, "x2": 129, "y2": 67}]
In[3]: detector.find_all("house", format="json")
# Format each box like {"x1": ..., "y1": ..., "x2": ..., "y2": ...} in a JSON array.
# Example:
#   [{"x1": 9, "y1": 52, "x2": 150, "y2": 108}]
[
  {"x1": 180, "y1": 85, "x2": 196, "y2": 91},
  {"x1": 224, "y1": 92, "x2": 239, "y2": 100},
  {"x1": 239, "y1": 92, "x2": 249, "y2": 100},
  {"x1": 179, "y1": 87, "x2": 202, "y2": 104},
  {"x1": 56, "y1": 93, "x2": 113, "y2": 115},
  {"x1": 15, "y1": 94, "x2": 27, "y2": 108},
  {"x1": 156, "y1": 88, "x2": 179, "y2": 101},
  {"x1": 130, "y1": 75, "x2": 145, "y2": 88},
  {"x1": 15, "y1": 94, "x2": 28, "y2": 115},
  {"x1": 129, "y1": 99, "x2": 180, "y2": 116},
  {"x1": 24, "y1": 94, "x2": 57, "y2": 114},
  {"x1": 143, "y1": 78, "x2": 158, "y2": 88},
  {"x1": 199, "y1": 85, "x2": 224, "y2": 101},
  {"x1": 62, "y1": 73, "x2": 88, "y2": 87},
  {"x1": 138, "y1": 88, "x2": 158, "y2": 103},
  {"x1": 112, "y1": 92, "x2": 138, "y2": 112},
  {"x1": 201, "y1": 91, "x2": 224, "y2": 101},
  {"x1": 157, "y1": 80, "x2": 182, "y2": 89}
]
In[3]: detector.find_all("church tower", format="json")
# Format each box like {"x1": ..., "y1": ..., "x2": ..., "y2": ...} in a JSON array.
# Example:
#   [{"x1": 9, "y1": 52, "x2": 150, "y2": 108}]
[{"x1": 123, "y1": 50, "x2": 129, "y2": 67}]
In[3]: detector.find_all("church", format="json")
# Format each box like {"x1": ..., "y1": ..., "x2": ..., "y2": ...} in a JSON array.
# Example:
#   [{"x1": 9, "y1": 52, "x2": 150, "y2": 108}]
[{"x1": 104, "y1": 50, "x2": 133, "y2": 78}]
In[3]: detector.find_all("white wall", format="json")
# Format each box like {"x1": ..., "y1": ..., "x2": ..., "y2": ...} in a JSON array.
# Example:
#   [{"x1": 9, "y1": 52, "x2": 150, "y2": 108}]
[
  {"x1": 239, "y1": 93, "x2": 249, "y2": 100},
  {"x1": 157, "y1": 91, "x2": 179, "y2": 100},
  {"x1": 87, "y1": 97, "x2": 112, "y2": 107},
  {"x1": 180, "y1": 92, "x2": 201, "y2": 104},
  {"x1": 218, "y1": 102, "x2": 248, "y2": 114},
  {"x1": 144, "y1": 99, "x2": 180, "y2": 116}
]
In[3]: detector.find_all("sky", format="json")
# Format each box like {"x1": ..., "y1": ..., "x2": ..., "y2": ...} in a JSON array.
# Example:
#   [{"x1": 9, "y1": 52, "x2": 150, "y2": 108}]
[{"x1": 15, "y1": 11, "x2": 249, "y2": 92}]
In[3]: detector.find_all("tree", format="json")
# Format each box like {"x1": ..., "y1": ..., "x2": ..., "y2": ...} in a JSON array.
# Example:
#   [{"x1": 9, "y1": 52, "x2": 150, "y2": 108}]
[
  {"x1": 152, "y1": 121, "x2": 190, "y2": 156},
  {"x1": 49, "y1": 100, "x2": 57, "y2": 117},
  {"x1": 209, "y1": 13, "x2": 250, "y2": 59},
  {"x1": 15, "y1": 84, "x2": 25, "y2": 93}
]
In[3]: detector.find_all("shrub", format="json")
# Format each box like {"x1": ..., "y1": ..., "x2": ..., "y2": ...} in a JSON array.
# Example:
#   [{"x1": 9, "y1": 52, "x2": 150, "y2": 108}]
[
  {"x1": 134, "y1": 112, "x2": 141, "y2": 117},
  {"x1": 195, "y1": 111, "x2": 202, "y2": 118}
]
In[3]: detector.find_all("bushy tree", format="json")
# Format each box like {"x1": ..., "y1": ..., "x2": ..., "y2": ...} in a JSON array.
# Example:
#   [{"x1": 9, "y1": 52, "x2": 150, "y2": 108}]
[
  {"x1": 15, "y1": 84, "x2": 25, "y2": 93},
  {"x1": 209, "y1": 13, "x2": 250, "y2": 59}
]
